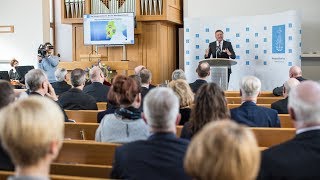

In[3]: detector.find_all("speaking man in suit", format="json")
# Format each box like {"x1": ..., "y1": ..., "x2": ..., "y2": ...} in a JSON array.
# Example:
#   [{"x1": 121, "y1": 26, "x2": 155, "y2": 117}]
[
  {"x1": 111, "y1": 87, "x2": 191, "y2": 180},
  {"x1": 258, "y1": 81, "x2": 320, "y2": 180},
  {"x1": 204, "y1": 30, "x2": 236, "y2": 83}
]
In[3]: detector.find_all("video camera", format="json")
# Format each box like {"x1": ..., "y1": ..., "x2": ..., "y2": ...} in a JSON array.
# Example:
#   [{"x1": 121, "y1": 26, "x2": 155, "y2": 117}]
[{"x1": 38, "y1": 42, "x2": 54, "y2": 58}]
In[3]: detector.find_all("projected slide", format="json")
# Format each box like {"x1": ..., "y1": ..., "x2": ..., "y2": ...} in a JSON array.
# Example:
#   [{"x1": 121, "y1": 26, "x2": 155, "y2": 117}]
[{"x1": 84, "y1": 13, "x2": 134, "y2": 45}]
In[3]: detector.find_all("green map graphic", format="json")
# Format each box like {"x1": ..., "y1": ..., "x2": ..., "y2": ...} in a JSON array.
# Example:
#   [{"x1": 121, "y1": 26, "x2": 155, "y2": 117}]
[{"x1": 106, "y1": 21, "x2": 116, "y2": 38}]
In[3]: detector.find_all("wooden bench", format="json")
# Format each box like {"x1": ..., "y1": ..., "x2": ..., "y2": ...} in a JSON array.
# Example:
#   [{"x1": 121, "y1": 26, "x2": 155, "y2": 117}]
[
  {"x1": 65, "y1": 110, "x2": 102, "y2": 123},
  {"x1": 228, "y1": 104, "x2": 271, "y2": 109},
  {"x1": 279, "y1": 114, "x2": 294, "y2": 128},
  {"x1": 65, "y1": 123, "x2": 99, "y2": 140},
  {"x1": 0, "y1": 170, "x2": 108, "y2": 180},
  {"x1": 176, "y1": 126, "x2": 295, "y2": 147},
  {"x1": 225, "y1": 91, "x2": 275, "y2": 97},
  {"x1": 55, "y1": 140, "x2": 120, "y2": 166},
  {"x1": 226, "y1": 97, "x2": 282, "y2": 104},
  {"x1": 97, "y1": 102, "x2": 107, "y2": 110}
]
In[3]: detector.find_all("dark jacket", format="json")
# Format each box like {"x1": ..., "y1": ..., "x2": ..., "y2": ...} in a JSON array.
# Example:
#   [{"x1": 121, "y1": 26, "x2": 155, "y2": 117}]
[
  {"x1": 83, "y1": 82, "x2": 110, "y2": 102},
  {"x1": 0, "y1": 140, "x2": 14, "y2": 171},
  {"x1": 271, "y1": 97, "x2": 289, "y2": 114},
  {"x1": 258, "y1": 130, "x2": 320, "y2": 180},
  {"x1": 179, "y1": 108, "x2": 191, "y2": 125},
  {"x1": 273, "y1": 76, "x2": 306, "y2": 96},
  {"x1": 230, "y1": 101, "x2": 280, "y2": 127},
  {"x1": 51, "y1": 81, "x2": 71, "y2": 96},
  {"x1": 189, "y1": 79, "x2": 207, "y2": 93},
  {"x1": 58, "y1": 88, "x2": 98, "y2": 110},
  {"x1": 180, "y1": 121, "x2": 194, "y2": 140},
  {"x1": 97, "y1": 104, "x2": 118, "y2": 123},
  {"x1": 140, "y1": 85, "x2": 156, "y2": 111},
  {"x1": 111, "y1": 133, "x2": 191, "y2": 180}
]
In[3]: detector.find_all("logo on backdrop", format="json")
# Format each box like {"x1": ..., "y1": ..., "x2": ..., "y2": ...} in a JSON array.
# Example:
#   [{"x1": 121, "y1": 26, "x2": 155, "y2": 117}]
[{"x1": 272, "y1": 25, "x2": 285, "y2": 53}]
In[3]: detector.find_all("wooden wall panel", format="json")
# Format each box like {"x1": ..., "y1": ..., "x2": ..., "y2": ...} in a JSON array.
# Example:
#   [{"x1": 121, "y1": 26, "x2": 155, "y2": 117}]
[{"x1": 73, "y1": 25, "x2": 93, "y2": 61}]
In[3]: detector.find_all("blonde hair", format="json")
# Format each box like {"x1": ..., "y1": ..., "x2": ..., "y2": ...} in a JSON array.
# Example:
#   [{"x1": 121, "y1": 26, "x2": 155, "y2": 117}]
[
  {"x1": 184, "y1": 120, "x2": 260, "y2": 180},
  {"x1": 0, "y1": 96, "x2": 64, "y2": 167},
  {"x1": 168, "y1": 79, "x2": 194, "y2": 108}
]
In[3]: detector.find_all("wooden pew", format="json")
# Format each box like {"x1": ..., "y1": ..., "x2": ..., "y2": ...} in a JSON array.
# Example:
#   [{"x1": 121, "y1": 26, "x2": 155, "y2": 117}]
[
  {"x1": 55, "y1": 140, "x2": 120, "y2": 166},
  {"x1": 0, "y1": 170, "x2": 108, "y2": 180},
  {"x1": 228, "y1": 104, "x2": 271, "y2": 109},
  {"x1": 226, "y1": 97, "x2": 282, "y2": 104},
  {"x1": 176, "y1": 126, "x2": 296, "y2": 147},
  {"x1": 65, "y1": 123, "x2": 99, "y2": 140},
  {"x1": 97, "y1": 102, "x2": 107, "y2": 110},
  {"x1": 65, "y1": 110, "x2": 101, "y2": 123},
  {"x1": 279, "y1": 114, "x2": 294, "y2": 128},
  {"x1": 51, "y1": 163, "x2": 112, "y2": 179},
  {"x1": 225, "y1": 91, "x2": 275, "y2": 97}
]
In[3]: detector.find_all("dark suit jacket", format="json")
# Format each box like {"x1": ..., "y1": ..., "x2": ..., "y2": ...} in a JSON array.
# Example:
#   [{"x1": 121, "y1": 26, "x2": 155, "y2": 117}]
[
  {"x1": 258, "y1": 130, "x2": 320, "y2": 180},
  {"x1": 0, "y1": 140, "x2": 14, "y2": 171},
  {"x1": 51, "y1": 81, "x2": 71, "y2": 96},
  {"x1": 140, "y1": 85, "x2": 156, "y2": 111},
  {"x1": 58, "y1": 88, "x2": 98, "y2": 110},
  {"x1": 111, "y1": 133, "x2": 191, "y2": 180},
  {"x1": 271, "y1": 97, "x2": 288, "y2": 114},
  {"x1": 97, "y1": 104, "x2": 118, "y2": 123},
  {"x1": 230, "y1": 101, "x2": 280, "y2": 127},
  {"x1": 83, "y1": 82, "x2": 110, "y2": 102},
  {"x1": 273, "y1": 76, "x2": 307, "y2": 96},
  {"x1": 189, "y1": 79, "x2": 207, "y2": 93},
  {"x1": 179, "y1": 108, "x2": 191, "y2": 125}
]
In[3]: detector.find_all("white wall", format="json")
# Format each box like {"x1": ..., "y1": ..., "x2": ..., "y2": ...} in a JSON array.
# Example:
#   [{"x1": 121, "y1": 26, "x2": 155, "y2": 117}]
[
  {"x1": 0, "y1": 0, "x2": 50, "y2": 71},
  {"x1": 184, "y1": 0, "x2": 320, "y2": 53},
  {"x1": 54, "y1": 0, "x2": 73, "y2": 61}
]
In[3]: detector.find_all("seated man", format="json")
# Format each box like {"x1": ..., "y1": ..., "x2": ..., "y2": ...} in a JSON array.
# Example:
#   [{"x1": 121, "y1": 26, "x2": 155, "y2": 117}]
[
  {"x1": 0, "y1": 96, "x2": 64, "y2": 180},
  {"x1": 83, "y1": 66, "x2": 110, "y2": 102},
  {"x1": 0, "y1": 80, "x2": 15, "y2": 171},
  {"x1": 258, "y1": 81, "x2": 320, "y2": 179},
  {"x1": 273, "y1": 66, "x2": 306, "y2": 96},
  {"x1": 58, "y1": 68, "x2": 97, "y2": 110},
  {"x1": 111, "y1": 88, "x2": 191, "y2": 180},
  {"x1": 271, "y1": 78, "x2": 300, "y2": 114},
  {"x1": 189, "y1": 61, "x2": 210, "y2": 93},
  {"x1": 172, "y1": 69, "x2": 186, "y2": 81},
  {"x1": 231, "y1": 76, "x2": 280, "y2": 127},
  {"x1": 25, "y1": 69, "x2": 69, "y2": 122},
  {"x1": 51, "y1": 68, "x2": 71, "y2": 96}
]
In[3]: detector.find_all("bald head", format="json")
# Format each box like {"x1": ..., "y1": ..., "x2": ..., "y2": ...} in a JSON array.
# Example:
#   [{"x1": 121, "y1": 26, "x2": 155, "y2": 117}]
[
  {"x1": 289, "y1": 66, "x2": 302, "y2": 78},
  {"x1": 196, "y1": 62, "x2": 210, "y2": 78},
  {"x1": 134, "y1": 65, "x2": 146, "y2": 75},
  {"x1": 288, "y1": 81, "x2": 320, "y2": 125},
  {"x1": 283, "y1": 78, "x2": 300, "y2": 97},
  {"x1": 89, "y1": 66, "x2": 104, "y2": 83}
]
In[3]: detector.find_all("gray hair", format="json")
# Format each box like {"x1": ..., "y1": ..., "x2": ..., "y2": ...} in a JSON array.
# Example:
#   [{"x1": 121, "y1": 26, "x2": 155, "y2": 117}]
[
  {"x1": 240, "y1": 76, "x2": 261, "y2": 98},
  {"x1": 71, "y1": 68, "x2": 86, "y2": 87},
  {"x1": 55, "y1": 68, "x2": 68, "y2": 82},
  {"x1": 89, "y1": 66, "x2": 102, "y2": 82},
  {"x1": 288, "y1": 81, "x2": 320, "y2": 124},
  {"x1": 284, "y1": 78, "x2": 300, "y2": 94},
  {"x1": 171, "y1": 69, "x2": 186, "y2": 81},
  {"x1": 25, "y1": 69, "x2": 47, "y2": 92},
  {"x1": 143, "y1": 87, "x2": 179, "y2": 130},
  {"x1": 140, "y1": 69, "x2": 152, "y2": 84}
]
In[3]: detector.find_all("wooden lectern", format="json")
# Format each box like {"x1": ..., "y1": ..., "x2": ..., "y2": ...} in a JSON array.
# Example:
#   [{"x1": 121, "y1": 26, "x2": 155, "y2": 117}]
[{"x1": 200, "y1": 58, "x2": 237, "y2": 90}]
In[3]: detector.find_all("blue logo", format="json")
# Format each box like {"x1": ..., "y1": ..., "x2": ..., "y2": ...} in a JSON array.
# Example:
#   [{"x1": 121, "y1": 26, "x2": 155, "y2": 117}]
[
  {"x1": 272, "y1": 25, "x2": 285, "y2": 54},
  {"x1": 206, "y1": 39, "x2": 209, "y2": 43},
  {"x1": 246, "y1": 61, "x2": 250, "y2": 65},
  {"x1": 255, "y1": 33, "x2": 259, "y2": 37},
  {"x1": 226, "y1": 28, "x2": 230, "y2": 32},
  {"x1": 246, "y1": 27, "x2": 250, "y2": 31},
  {"x1": 196, "y1": 45, "x2": 200, "y2": 49},
  {"x1": 264, "y1": 38, "x2": 267, "y2": 42},
  {"x1": 186, "y1": 39, "x2": 190, "y2": 43},
  {"x1": 186, "y1": 28, "x2": 189, "y2": 32},
  {"x1": 186, "y1": 61, "x2": 190, "y2": 65},
  {"x1": 236, "y1": 44, "x2": 240, "y2": 48},
  {"x1": 236, "y1": 33, "x2": 240, "y2": 37},
  {"x1": 288, "y1": 62, "x2": 292, "y2": 66},
  {"x1": 264, "y1": 61, "x2": 267, "y2": 65},
  {"x1": 289, "y1": 23, "x2": 292, "y2": 28},
  {"x1": 196, "y1": 56, "x2": 200, "y2": 60},
  {"x1": 255, "y1": 56, "x2": 259, "y2": 60},
  {"x1": 246, "y1": 50, "x2": 250, "y2": 54},
  {"x1": 205, "y1": 28, "x2": 210, "y2": 32},
  {"x1": 195, "y1": 34, "x2": 199, "y2": 38}
]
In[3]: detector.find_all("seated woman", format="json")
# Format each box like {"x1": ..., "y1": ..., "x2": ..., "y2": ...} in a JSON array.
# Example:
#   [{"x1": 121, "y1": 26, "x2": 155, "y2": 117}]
[
  {"x1": 180, "y1": 83, "x2": 229, "y2": 139},
  {"x1": 95, "y1": 75, "x2": 150, "y2": 143},
  {"x1": 9, "y1": 59, "x2": 20, "y2": 80},
  {"x1": 184, "y1": 120, "x2": 260, "y2": 180},
  {"x1": 168, "y1": 79, "x2": 194, "y2": 125}
]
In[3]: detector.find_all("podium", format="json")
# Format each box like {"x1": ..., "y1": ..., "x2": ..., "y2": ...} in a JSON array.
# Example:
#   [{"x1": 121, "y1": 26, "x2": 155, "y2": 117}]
[{"x1": 200, "y1": 58, "x2": 237, "y2": 90}]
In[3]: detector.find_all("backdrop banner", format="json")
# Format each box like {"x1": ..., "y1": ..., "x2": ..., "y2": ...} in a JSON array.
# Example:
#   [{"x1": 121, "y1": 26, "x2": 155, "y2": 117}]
[{"x1": 184, "y1": 10, "x2": 301, "y2": 90}]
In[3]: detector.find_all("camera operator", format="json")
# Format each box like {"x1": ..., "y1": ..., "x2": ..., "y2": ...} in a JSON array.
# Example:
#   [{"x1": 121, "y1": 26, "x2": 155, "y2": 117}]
[{"x1": 38, "y1": 42, "x2": 59, "y2": 83}]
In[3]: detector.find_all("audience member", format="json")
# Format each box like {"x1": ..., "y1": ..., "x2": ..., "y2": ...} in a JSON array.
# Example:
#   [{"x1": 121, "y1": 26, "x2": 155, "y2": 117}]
[
  {"x1": 231, "y1": 76, "x2": 280, "y2": 127},
  {"x1": 273, "y1": 66, "x2": 306, "y2": 96},
  {"x1": 185, "y1": 120, "x2": 260, "y2": 180},
  {"x1": 95, "y1": 75, "x2": 149, "y2": 143},
  {"x1": 111, "y1": 88, "x2": 190, "y2": 180},
  {"x1": 189, "y1": 61, "x2": 210, "y2": 93},
  {"x1": 8, "y1": 59, "x2": 20, "y2": 80},
  {"x1": 258, "y1": 81, "x2": 320, "y2": 179},
  {"x1": 0, "y1": 97, "x2": 64, "y2": 179},
  {"x1": 83, "y1": 66, "x2": 110, "y2": 102},
  {"x1": 58, "y1": 68, "x2": 97, "y2": 110},
  {"x1": 181, "y1": 83, "x2": 229, "y2": 140},
  {"x1": 38, "y1": 42, "x2": 59, "y2": 83},
  {"x1": 271, "y1": 78, "x2": 300, "y2": 114},
  {"x1": 134, "y1": 65, "x2": 145, "y2": 75},
  {"x1": 0, "y1": 80, "x2": 15, "y2": 171},
  {"x1": 172, "y1": 69, "x2": 186, "y2": 81},
  {"x1": 51, "y1": 68, "x2": 71, "y2": 96},
  {"x1": 140, "y1": 69, "x2": 156, "y2": 111},
  {"x1": 168, "y1": 79, "x2": 194, "y2": 125}
]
